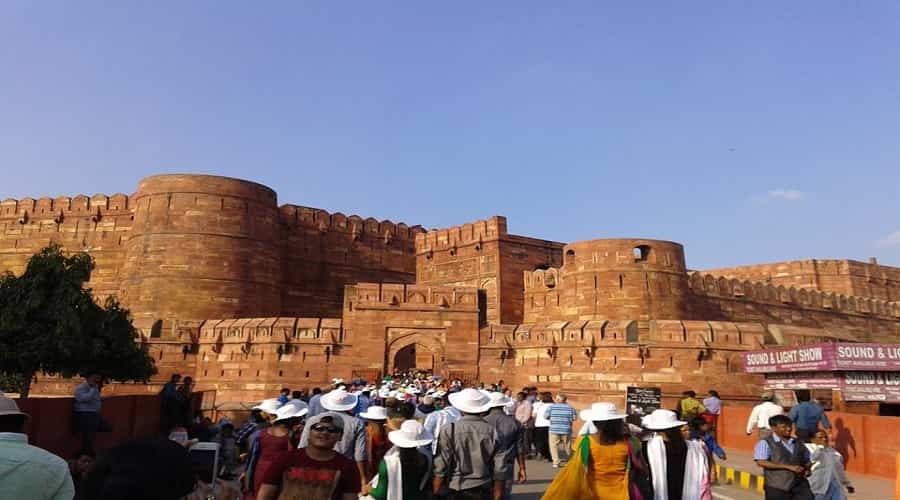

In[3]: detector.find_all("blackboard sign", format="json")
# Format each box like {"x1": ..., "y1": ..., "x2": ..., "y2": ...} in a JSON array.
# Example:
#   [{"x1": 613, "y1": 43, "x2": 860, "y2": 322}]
[{"x1": 626, "y1": 386, "x2": 661, "y2": 419}]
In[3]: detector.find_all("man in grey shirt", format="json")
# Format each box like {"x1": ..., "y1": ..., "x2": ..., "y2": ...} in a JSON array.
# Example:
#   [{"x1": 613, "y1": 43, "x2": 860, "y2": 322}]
[
  {"x1": 433, "y1": 388, "x2": 506, "y2": 500},
  {"x1": 73, "y1": 373, "x2": 110, "y2": 455},
  {"x1": 297, "y1": 389, "x2": 368, "y2": 486},
  {"x1": 484, "y1": 392, "x2": 523, "y2": 500}
]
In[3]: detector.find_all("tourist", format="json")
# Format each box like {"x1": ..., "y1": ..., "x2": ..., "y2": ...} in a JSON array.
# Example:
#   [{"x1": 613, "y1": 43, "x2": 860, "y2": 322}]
[
  {"x1": 702, "y1": 390, "x2": 721, "y2": 431},
  {"x1": 360, "y1": 405, "x2": 392, "y2": 482},
  {"x1": 308, "y1": 387, "x2": 326, "y2": 417},
  {"x1": 805, "y1": 430, "x2": 853, "y2": 500},
  {"x1": 236, "y1": 409, "x2": 265, "y2": 454},
  {"x1": 513, "y1": 391, "x2": 534, "y2": 461},
  {"x1": 532, "y1": 392, "x2": 553, "y2": 462},
  {"x1": 753, "y1": 414, "x2": 813, "y2": 500},
  {"x1": 485, "y1": 392, "x2": 523, "y2": 499},
  {"x1": 244, "y1": 401, "x2": 305, "y2": 497},
  {"x1": 73, "y1": 373, "x2": 111, "y2": 455},
  {"x1": 546, "y1": 393, "x2": 577, "y2": 468},
  {"x1": 278, "y1": 387, "x2": 291, "y2": 405},
  {"x1": 239, "y1": 399, "x2": 283, "y2": 493},
  {"x1": 690, "y1": 416, "x2": 726, "y2": 484},
  {"x1": 68, "y1": 450, "x2": 95, "y2": 492},
  {"x1": 747, "y1": 392, "x2": 784, "y2": 440},
  {"x1": 215, "y1": 423, "x2": 238, "y2": 478},
  {"x1": 543, "y1": 402, "x2": 651, "y2": 500},
  {"x1": 0, "y1": 395, "x2": 75, "y2": 500},
  {"x1": 642, "y1": 409, "x2": 701, "y2": 500},
  {"x1": 682, "y1": 422, "x2": 712, "y2": 500},
  {"x1": 678, "y1": 391, "x2": 706, "y2": 421},
  {"x1": 423, "y1": 395, "x2": 461, "y2": 455},
  {"x1": 356, "y1": 388, "x2": 373, "y2": 416},
  {"x1": 433, "y1": 388, "x2": 505, "y2": 499},
  {"x1": 160, "y1": 373, "x2": 182, "y2": 433},
  {"x1": 789, "y1": 391, "x2": 831, "y2": 443},
  {"x1": 417, "y1": 395, "x2": 437, "y2": 415},
  {"x1": 298, "y1": 389, "x2": 369, "y2": 486},
  {"x1": 257, "y1": 414, "x2": 362, "y2": 500},
  {"x1": 78, "y1": 438, "x2": 195, "y2": 500},
  {"x1": 177, "y1": 376, "x2": 195, "y2": 426},
  {"x1": 368, "y1": 420, "x2": 435, "y2": 500}
]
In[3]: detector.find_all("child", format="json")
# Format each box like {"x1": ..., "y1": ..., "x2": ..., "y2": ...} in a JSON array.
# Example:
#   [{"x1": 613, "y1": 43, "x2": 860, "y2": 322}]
[{"x1": 691, "y1": 417, "x2": 726, "y2": 482}]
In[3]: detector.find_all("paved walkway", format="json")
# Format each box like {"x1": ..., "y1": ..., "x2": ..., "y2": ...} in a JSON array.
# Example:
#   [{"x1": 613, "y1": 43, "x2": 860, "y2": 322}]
[{"x1": 510, "y1": 447, "x2": 894, "y2": 499}]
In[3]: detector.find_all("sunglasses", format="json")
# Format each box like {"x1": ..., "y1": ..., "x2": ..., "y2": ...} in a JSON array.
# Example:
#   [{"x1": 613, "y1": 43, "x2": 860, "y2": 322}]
[{"x1": 311, "y1": 424, "x2": 341, "y2": 434}]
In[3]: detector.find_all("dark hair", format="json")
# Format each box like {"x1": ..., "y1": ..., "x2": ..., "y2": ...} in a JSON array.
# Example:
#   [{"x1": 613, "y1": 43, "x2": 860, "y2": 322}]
[
  {"x1": 708, "y1": 390, "x2": 720, "y2": 398},
  {"x1": 595, "y1": 420, "x2": 626, "y2": 444},
  {"x1": 683, "y1": 390, "x2": 696, "y2": 398},
  {"x1": 170, "y1": 374, "x2": 181, "y2": 381},
  {"x1": 312, "y1": 387, "x2": 322, "y2": 395},
  {"x1": 540, "y1": 392, "x2": 553, "y2": 403},
  {"x1": 769, "y1": 415, "x2": 793, "y2": 428},
  {"x1": 78, "y1": 439, "x2": 195, "y2": 500},
  {"x1": 292, "y1": 391, "x2": 303, "y2": 399},
  {"x1": 664, "y1": 426, "x2": 685, "y2": 443},
  {"x1": 796, "y1": 390, "x2": 811, "y2": 402},
  {"x1": 0, "y1": 414, "x2": 27, "y2": 433},
  {"x1": 690, "y1": 417, "x2": 707, "y2": 430},
  {"x1": 517, "y1": 392, "x2": 527, "y2": 399},
  {"x1": 72, "y1": 450, "x2": 96, "y2": 460},
  {"x1": 280, "y1": 388, "x2": 290, "y2": 394}
]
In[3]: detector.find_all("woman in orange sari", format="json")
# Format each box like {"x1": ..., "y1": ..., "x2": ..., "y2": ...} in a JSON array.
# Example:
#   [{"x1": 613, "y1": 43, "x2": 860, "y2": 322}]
[{"x1": 542, "y1": 402, "x2": 650, "y2": 500}]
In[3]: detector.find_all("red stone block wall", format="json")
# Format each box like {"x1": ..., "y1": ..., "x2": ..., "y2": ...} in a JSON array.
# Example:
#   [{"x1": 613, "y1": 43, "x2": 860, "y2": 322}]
[
  {"x1": 279, "y1": 205, "x2": 421, "y2": 318},
  {"x1": 0, "y1": 193, "x2": 134, "y2": 301}
]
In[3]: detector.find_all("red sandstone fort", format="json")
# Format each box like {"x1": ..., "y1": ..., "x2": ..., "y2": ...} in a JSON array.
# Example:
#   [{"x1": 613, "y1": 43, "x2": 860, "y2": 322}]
[{"x1": 2, "y1": 174, "x2": 898, "y2": 404}]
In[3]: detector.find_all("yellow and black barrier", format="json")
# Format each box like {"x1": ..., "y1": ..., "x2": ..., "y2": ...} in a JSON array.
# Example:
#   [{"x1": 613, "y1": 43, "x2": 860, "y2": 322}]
[{"x1": 715, "y1": 463, "x2": 765, "y2": 494}]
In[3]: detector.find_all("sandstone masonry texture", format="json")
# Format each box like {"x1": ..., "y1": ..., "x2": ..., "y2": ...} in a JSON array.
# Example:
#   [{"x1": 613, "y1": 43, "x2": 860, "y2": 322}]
[{"x1": 1, "y1": 174, "x2": 898, "y2": 404}]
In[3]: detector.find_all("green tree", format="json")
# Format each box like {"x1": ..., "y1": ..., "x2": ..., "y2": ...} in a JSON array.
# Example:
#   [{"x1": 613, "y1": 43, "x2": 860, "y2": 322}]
[{"x1": 0, "y1": 245, "x2": 156, "y2": 397}]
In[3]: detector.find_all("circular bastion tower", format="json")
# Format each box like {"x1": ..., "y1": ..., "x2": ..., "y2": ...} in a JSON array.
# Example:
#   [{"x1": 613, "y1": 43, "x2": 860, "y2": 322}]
[
  {"x1": 560, "y1": 238, "x2": 690, "y2": 320},
  {"x1": 119, "y1": 174, "x2": 282, "y2": 322}
]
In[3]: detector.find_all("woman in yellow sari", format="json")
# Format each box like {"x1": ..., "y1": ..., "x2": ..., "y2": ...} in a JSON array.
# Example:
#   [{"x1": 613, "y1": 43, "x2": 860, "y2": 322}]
[{"x1": 543, "y1": 402, "x2": 650, "y2": 500}]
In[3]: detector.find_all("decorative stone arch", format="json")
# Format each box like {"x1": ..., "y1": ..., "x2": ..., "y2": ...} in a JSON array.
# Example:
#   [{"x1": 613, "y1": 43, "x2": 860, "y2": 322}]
[{"x1": 386, "y1": 328, "x2": 447, "y2": 374}]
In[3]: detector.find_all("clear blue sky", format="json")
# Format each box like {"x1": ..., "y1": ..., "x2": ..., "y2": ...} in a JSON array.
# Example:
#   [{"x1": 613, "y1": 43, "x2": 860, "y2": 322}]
[{"x1": 2, "y1": 2, "x2": 898, "y2": 269}]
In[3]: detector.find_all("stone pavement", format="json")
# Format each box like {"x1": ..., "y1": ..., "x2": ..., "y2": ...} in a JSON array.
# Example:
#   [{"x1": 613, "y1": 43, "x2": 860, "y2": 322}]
[{"x1": 510, "y1": 448, "x2": 894, "y2": 499}]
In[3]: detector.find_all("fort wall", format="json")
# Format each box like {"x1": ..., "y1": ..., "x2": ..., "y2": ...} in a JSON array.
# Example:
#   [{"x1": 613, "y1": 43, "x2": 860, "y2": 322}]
[{"x1": 700, "y1": 259, "x2": 900, "y2": 301}]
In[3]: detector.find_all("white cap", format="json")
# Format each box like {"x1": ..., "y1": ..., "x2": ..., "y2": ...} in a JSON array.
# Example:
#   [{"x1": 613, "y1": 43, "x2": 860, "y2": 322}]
[
  {"x1": 273, "y1": 403, "x2": 308, "y2": 423},
  {"x1": 321, "y1": 389, "x2": 358, "y2": 412},
  {"x1": 487, "y1": 392, "x2": 513, "y2": 408},
  {"x1": 642, "y1": 409, "x2": 687, "y2": 430},
  {"x1": 580, "y1": 402, "x2": 627, "y2": 422},
  {"x1": 252, "y1": 398, "x2": 283, "y2": 415},
  {"x1": 359, "y1": 406, "x2": 388, "y2": 420},
  {"x1": 448, "y1": 388, "x2": 492, "y2": 414},
  {"x1": 388, "y1": 420, "x2": 434, "y2": 448}
]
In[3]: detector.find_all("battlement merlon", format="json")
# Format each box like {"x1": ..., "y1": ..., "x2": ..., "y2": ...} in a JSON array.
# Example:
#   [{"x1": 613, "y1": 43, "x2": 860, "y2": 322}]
[
  {"x1": 278, "y1": 205, "x2": 424, "y2": 241},
  {"x1": 344, "y1": 282, "x2": 480, "y2": 311},
  {"x1": 0, "y1": 194, "x2": 133, "y2": 219},
  {"x1": 415, "y1": 216, "x2": 508, "y2": 252}
]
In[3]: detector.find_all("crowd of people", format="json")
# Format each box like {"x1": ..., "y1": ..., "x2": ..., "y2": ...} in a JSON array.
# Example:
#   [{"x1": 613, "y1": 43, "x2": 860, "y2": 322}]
[{"x1": 0, "y1": 374, "x2": 856, "y2": 500}]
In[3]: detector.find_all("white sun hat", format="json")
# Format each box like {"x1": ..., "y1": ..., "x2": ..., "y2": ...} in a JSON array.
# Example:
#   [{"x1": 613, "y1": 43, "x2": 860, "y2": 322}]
[
  {"x1": 642, "y1": 409, "x2": 687, "y2": 430},
  {"x1": 359, "y1": 406, "x2": 388, "y2": 421},
  {"x1": 273, "y1": 403, "x2": 308, "y2": 423},
  {"x1": 252, "y1": 398, "x2": 284, "y2": 415},
  {"x1": 388, "y1": 420, "x2": 434, "y2": 448},
  {"x1": 322, "y1": 389, "x2": 358, "y2": 412},
  {"x1": 580, "y1": 402, "x2": 627, "y2": 422},
  {"x1": 287, "y1": 399, "x2": 309, "y2": 411},
  {"x1": 448, "y1": 388, "x2": 492, "y2": 414},
  {"x1": 487, "y1": 392, "x2": 513, "y2": 408}
]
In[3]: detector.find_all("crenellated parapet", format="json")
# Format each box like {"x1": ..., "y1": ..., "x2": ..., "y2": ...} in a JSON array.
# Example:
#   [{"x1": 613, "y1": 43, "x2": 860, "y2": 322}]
[
  {"x1": 279, "y1": 205, "x2": 423, "y2": 245},
  {"x1": 689, "y1": 272, "x2": 900, "y2": 319},
  {"x1": 346, "y1": 282, "x2": 479, "y2": 311},
  {"x1": 415, "y1": 216, "x2": 507, "y2": 255}
]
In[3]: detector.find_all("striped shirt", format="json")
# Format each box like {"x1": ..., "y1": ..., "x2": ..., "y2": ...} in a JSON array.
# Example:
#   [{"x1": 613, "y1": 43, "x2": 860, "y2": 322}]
[{"x1": 546, "y1": 403, "x2": 576, "y2": 435}]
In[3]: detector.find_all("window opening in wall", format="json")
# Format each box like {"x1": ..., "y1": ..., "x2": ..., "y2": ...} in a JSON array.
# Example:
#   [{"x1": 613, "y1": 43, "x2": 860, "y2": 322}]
[
  {"x1": 279, "y1": 370, "x2": 283, "y2": 377},
  {"x1": 220, "y1": 370, "x2": 224, "y2": 377},
  {"x1": 633, "y1": 245, "x2": 650, "y2": 262},
  {"x1": 150, "y1": 320, "x2": 163, "y2": 339},
  {"x1": 619, "y1": 274, "x2": 624, "y2": 289},
  {"x1": 594, "y1": 275, "x2": 598, "y2": 289},
  {"x1": 305, "y1": 371, "x2": 310, "y2": 378},
  {"x1": 256, "y1": 370, "x2": 260, "y2": 377},
  {"x1": 478, "y1": 290, "x2": 488, "y2": 326},
  {"x1": 203, "y1": 370, "x2": 208, "y2": 377},
  {"x1": 238, "y1": 369, "x2": 242, "y2": 377}
]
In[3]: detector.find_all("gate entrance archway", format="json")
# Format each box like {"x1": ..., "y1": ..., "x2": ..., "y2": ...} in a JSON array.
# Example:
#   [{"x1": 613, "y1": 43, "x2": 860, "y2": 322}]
[
  {"x1": 386, "y1": 329, "x2": 445, "y2": 375},
  {"x1": 393, "y1": 343, "x2": 435, "y2": 372}
]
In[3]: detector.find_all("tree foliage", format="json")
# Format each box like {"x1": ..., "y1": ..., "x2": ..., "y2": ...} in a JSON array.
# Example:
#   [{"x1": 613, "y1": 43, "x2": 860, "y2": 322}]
[{"x1": 0, "y1": 245, "x2": 156, "y2": 397}]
